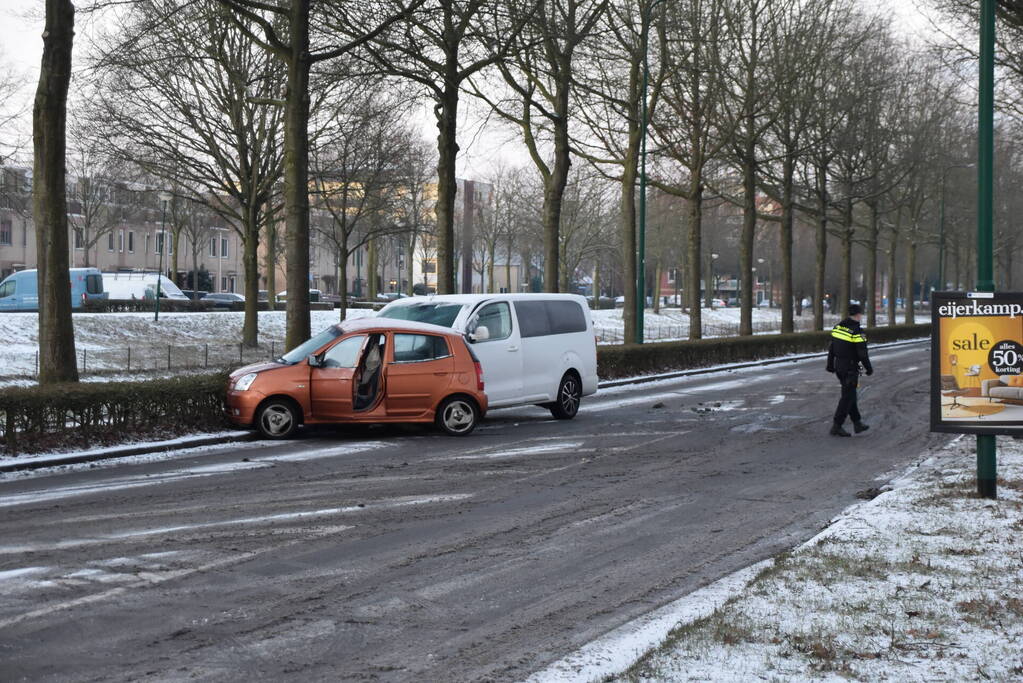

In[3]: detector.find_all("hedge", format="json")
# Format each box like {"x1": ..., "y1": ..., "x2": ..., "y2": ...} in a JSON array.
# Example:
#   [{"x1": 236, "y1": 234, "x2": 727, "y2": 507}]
[
  {"x1": 596, "y1": 323, "x2": 930, "y2": 379},
  {"x1": 0, "y1": 373, "x2": 230, "y2": 456}
]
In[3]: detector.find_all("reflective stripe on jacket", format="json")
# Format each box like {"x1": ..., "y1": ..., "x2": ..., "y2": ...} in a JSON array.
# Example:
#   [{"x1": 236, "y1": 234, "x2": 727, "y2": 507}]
[{"x1": 827, "y1": 317, "x2": 872, "y2": 374}]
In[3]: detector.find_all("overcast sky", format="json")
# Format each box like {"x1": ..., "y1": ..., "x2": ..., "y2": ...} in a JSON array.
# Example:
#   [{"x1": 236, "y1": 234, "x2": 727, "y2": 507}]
[{"x1": 0, "y1": 0, "x2": 939, "y2": 180}]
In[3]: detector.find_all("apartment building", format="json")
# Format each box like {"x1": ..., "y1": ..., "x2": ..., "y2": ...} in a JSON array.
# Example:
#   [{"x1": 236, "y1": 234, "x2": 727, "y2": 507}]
[{"x1": 1, "y1": 166, "x2": 245, "y2": 291}]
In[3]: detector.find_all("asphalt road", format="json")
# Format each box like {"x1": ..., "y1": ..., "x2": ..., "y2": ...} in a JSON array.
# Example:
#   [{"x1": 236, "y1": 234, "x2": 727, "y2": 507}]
[{"x1": 0, "y1": 342, "x2": 944, "y2": 682}]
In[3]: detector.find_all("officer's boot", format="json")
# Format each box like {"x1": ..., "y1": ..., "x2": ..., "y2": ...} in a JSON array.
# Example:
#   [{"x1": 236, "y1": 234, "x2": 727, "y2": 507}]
[
  {"x1": 853, "y1": 422, "x2": 870, "y2": 434},
  {"x1": 830, "y1": 423, "x2": 851, "y2": 437}
]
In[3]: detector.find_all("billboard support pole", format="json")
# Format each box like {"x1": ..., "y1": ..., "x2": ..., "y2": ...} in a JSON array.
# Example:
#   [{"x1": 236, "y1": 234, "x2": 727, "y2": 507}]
[{"x1": 977, "y1": 0, "x2": 996, "y2": 498}]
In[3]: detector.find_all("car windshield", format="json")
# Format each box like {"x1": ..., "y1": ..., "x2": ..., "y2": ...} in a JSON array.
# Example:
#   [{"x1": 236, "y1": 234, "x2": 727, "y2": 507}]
[
  {"x1": 278, "y1": 326, "x2": 342, "y2": 365},
  {"x1": 378, "y1": 302, "x2": 465, "y2": 328}
]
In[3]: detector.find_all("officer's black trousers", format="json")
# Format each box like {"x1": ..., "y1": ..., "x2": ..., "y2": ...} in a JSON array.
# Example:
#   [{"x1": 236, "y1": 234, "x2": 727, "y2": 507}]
[{"x1": 833, "y1": 370, "x2": 861, "y2": 426}]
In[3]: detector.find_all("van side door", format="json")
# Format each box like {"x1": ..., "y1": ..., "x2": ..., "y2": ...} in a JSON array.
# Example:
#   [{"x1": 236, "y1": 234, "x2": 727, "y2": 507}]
[
  {"x1": 466, "y1": 301, "x2": 523, "y2": 406},
  {"x1": 0, "y1": 279, "x2": 15, "y2": 311}
]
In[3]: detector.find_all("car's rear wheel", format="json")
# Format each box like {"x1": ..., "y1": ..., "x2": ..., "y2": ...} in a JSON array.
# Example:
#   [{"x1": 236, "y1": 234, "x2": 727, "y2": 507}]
[
  {"x1": 549, "y1": 372, "x2": 582, "y2": 420},
  {"x1": 436, "y1": 396, "x2": 479, "y2": 436},
  {"x1": 255, "y1": 398, "x2": 299, "y2": 439}
]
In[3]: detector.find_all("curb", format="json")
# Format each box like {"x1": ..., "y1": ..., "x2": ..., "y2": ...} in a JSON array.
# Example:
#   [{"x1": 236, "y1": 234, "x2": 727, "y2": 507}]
[
  {"x1": 0, "y1": 433, "x2": 255, "y2": 474},
  {"x1": 3, "y1": 338, "x2": 928, "y2": 473}
]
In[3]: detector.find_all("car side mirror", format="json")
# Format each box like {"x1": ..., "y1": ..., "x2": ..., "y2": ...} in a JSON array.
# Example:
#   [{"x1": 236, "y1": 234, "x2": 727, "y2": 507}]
[
  {"x1": 307, "y1": 354, "x2": 321, "y2": 368},
  {"x1": 469, "y1": 325, "x2": 490, "y2": 343}
]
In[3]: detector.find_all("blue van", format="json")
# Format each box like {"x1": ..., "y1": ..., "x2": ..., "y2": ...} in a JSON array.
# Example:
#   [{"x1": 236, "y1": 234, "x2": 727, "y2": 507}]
[{"x1": 0, "y1": 268, "x2": 108, "y2": 311}]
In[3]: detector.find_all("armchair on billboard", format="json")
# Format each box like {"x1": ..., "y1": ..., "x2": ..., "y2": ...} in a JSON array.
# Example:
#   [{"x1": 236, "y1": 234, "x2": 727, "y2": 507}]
[{"x1": 931, "y1": 291, "x2": 1023, "y2": 434}]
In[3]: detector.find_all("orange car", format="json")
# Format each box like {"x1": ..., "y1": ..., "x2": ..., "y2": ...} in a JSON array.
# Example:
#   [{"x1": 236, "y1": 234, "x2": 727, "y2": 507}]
[{"x1": 226, "y1": 319, "x2": 488, "y2": 438}]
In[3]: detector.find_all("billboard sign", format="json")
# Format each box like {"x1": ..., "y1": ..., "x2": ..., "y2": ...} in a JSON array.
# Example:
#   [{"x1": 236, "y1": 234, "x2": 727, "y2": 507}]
[{"x1": 931, "y1": 291, "x2": 1023, "y2": 434}]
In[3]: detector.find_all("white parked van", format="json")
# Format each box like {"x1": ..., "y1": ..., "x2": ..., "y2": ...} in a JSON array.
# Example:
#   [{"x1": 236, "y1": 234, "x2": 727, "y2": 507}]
[{"x1": 377, "y1": 294, "x2": 598, "y2": 418}]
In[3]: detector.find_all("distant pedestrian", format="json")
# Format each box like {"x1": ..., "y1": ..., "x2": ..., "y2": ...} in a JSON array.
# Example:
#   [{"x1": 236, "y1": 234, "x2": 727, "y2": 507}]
[{"x1": 826, "y1": 303, "x2": 872, "y2": 437}]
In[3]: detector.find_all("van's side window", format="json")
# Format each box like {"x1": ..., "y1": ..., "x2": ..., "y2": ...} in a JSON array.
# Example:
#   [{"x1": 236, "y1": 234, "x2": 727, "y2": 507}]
[
  {"x1": 515, "y1": 301, "x2": 552, "y2": 337},
  {"x1": 547, "y1": 301, "x2": 587, "y2": 334},
  {"x1": 322, "y1": 335, "x2": 365, "y2": 368},
  {"x1": 474, "y1": 302, "x2": 512, "y2": 341},
  {"x1": 393, "y1": 334, "x2": 450, "y2": 362},
  {"x1": 516, "y1": 300, "x2": 586, "y2": 337},
  {"x1": 0, "y1": 281, "x2": 13, "y2": 298}
]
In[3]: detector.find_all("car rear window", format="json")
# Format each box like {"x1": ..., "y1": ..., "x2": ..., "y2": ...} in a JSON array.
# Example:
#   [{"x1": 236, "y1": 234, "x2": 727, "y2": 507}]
[
  {"x1": 393, "y1": 334, "x2": 450, "y2": 362},
  {"x1": 378, "y1": 302, "x2": 465, "y2": 328},
  {"x1": 515, "y1": 300, "x2": 587, "y2": 338}
]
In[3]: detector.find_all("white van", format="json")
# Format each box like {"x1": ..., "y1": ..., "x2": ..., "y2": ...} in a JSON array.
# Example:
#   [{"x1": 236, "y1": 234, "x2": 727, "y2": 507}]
[{"x1": 377, "y1": 294, "x2": 598, "y2": 418}]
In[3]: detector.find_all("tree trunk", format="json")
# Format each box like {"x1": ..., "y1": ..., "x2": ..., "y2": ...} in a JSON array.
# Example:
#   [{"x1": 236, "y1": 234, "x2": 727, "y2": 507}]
[
  {"x1": 865, "y1": 201, "x2": 879, "y2": 329},
  {"x1": 814, "y1": 165, "x2": 827, "y2": 331},
  {"x1": 487, "y1": 242, "x2": 495, "y2": 293},
  {"x1": 592, "y1": 264, "x2": 600, "y2": 308},
  {"x1": 739, "y1": 146, "x2": 756, "y2": 336},
  {"x1": 620, "y1": 163, "x2": 638, "y2": 345},
  {"x1": 241, "y1": 204, "x2": 260, "y2": 347},
  {"x1": 542, "y1": 72, "x2": 572, "y2": 293},
  {"x1": 367, "y1": 238, "x2": 378, "y2": 300},
  {"x1": 434, "y1": 82, "x2": 459, "y2": 294},
  {"x1": 905, "y1": 235, "x2": 916, "y2": 325},
  {"x1": 34, "y1": 0, "x2": 78, "y2": 384},
  {"x1": 653, "y1": 261, "x2": 662, "y2": 314},
  {"x1": 839, "y1": 196, "x2": 853, "y2": 319},
  {"x1": 688, "y1": 187, "x2": 703, "y2": 340},
  {"x1": 887, "y1": 229, "x2": 898, "y2": 327},
  {"x1": 405, "y1": 233, "x2": 415, "y2": 296},
  {"x1": 265, "y1": 219, "x2": 276, "y2": 311},
  {"x1": 171, "y1": 228, "x2": 181, "y2": 285},
  {"x1": 283, "y1": 0, "x2": 312, "y2": 351},
  {"x1": 779, "y1": 155, "x2": 795, "y2": 333},
  {"x1": 337, "y1": 248, "x2": 348, "y2": 321}
]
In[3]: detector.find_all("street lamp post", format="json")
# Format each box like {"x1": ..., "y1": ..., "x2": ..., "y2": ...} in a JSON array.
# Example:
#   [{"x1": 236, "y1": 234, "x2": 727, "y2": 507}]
[
  {"x1": 636, "y1": 0, "x2": 666, "y2": 344},
  {"x1": 938, "y1": 163, "x2": 975, "y2": 291},
  {"x1": 155, "y1": 191, "x2": 172, "y2": 322},
  {"x1": 976, "y1": 0, "x2": 996, "y2": 498}
]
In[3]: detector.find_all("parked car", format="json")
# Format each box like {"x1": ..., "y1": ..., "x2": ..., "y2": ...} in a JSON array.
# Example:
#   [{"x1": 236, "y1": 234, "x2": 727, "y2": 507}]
[
  {"x1": 377, "y1": 292, "x2": 408, "y2": 301},
  {"x1": 205, "y1": 292, "x2": 245, "y2": 309},
  {"x1": 103, "y1": 272, "x2": 189, "y2": 301},
  {"x1": 226, "y1": 318, "x2": 488, "y2": 438},
  {"x1": 181, "y1": 290, "x2": 209, "y2": 300},
  {"x1": 0, "y1": 268, "x2": 108, "y2": 311},
  {"x1": 276, "y1": 288, "x2": 322, "y2": 303},
  {"x1": 377, "y1": 293, "x2": 598, "y2": 418},
  {"x1": 726, "y1": 297, "x2": 738, "y2": 307}
]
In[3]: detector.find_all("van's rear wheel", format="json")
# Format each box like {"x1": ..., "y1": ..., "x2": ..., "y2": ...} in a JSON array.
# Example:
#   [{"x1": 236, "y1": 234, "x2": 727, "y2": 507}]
[
  {"x1": 436, "y1": 396, "x2": 479, "y2": 436},
  {"x1": 256, "y1": 398, "x2": 299, "y2": 439},
  {"x1": 549, "y1": 373, "x2": 581, "y2": 420}
]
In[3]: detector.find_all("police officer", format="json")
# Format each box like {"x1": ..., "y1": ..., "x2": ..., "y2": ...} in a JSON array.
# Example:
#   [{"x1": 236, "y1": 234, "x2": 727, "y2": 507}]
[{"x1": 826, "y1": 303, "x2": 872, "y2": 437}]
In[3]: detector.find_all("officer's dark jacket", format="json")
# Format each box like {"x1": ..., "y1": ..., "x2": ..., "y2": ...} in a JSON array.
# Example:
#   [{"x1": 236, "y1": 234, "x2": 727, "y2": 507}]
[{"x1": 827, "y1": 317, "x2": 872, "y2": 374}]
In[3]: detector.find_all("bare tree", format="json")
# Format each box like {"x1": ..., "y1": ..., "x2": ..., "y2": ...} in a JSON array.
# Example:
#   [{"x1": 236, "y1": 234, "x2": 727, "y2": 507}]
[
  {"x1": 471, "y1": 0, "x2": 608, "y2": 292},
  {"x1": 34, "y1": 0, "x2": 78, "y2": 384},
  {"x1": 310, "y1": 89, "x2": 414, "y2": 319},
  {"x1": 91, "y1": 0, "x2": 285, "y2": 347},
  {"x1": 574, "y1": 0, "x2": 666, "y2": 343},
  {"x1": 354, "y1": 0, "x2": 537, "y2": 294},
  {"x1": 211, "y1": 0, "x2": 420, "y2": 349}
]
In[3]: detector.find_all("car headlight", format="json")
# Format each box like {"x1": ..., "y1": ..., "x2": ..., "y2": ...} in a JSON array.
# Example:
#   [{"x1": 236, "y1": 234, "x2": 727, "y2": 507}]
[{"x1": 234, "y1": 373, "x2": 258, "y2": 391}]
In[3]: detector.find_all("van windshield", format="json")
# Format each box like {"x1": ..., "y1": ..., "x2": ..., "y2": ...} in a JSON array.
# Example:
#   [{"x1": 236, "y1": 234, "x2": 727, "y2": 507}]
[
  {"x1": 278, "y1": 326, "x2": 342, "y2": 365},
  {"x1": 378, "y1": 302, "x2": 465, "y2": 328}
]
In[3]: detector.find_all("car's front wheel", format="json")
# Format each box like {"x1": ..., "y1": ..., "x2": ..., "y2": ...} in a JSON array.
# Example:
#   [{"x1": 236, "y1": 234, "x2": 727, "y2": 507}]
[
  {"x1": 255, "y1": 398, "x2": 300, "y2": 439},
  {"x1": 549, "y1": 373, "x2": 582, "y2": 420},
  {"x1": 436, "y1": 396, "x2": 479, "y2": 436}
]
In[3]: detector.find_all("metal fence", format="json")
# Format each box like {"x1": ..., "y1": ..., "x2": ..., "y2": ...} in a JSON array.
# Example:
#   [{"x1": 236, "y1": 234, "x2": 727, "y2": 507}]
[{"x1": 5, "y1": 341, "x2": 288, "y2": 380}]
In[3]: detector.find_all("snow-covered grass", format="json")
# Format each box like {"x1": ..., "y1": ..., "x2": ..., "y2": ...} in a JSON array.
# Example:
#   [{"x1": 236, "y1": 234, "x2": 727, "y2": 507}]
[
  {"x1": 614, "y1": 436, "x2": 1023, "y2": 682},
  {"x1": 0, "y1": 305, "x2": 910, "y2": 380}
]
